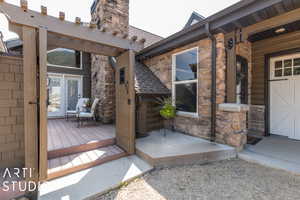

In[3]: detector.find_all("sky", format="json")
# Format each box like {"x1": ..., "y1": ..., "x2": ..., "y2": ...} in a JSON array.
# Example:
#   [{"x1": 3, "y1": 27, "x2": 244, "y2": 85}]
[{"x1": 0, "y1": 0, "x2": 240, "y2": 41}]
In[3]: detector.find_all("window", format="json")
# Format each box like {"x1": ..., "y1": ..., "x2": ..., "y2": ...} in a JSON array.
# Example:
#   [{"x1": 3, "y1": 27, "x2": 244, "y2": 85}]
[
  {"x1": 172, "y1": 48, "x2": 198, "y2": 114},
  {"x1": 273, "y1": 56, "x2": 300, "y2": 78},
  {"x1": 236, "y1": 56, "x2": 248, "y2": 104},
  {"x1": 47, "y1": 48, "x2": 82, "y2": 69}
]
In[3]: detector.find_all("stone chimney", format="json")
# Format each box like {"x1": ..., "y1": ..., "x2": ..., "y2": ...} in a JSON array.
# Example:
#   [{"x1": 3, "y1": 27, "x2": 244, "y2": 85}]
[{"x1": 90, "y1": 0, "x2": 129, "y2": 123}]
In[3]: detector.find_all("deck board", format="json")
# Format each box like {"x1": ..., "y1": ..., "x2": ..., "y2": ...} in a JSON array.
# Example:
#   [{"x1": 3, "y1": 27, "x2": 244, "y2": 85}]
[
  {"x1": 48, "y1": 119, "x2": 116, "y2": 151},
  {"x1": 47, "y1": 145, "x2": 126, "y2": 180}
]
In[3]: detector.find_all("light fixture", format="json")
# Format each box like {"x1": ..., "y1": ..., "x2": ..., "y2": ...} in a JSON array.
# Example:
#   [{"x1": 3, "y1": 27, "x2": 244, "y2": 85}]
[{"x1": 275, "y1": 27, "x2": 286, "y2": 34}]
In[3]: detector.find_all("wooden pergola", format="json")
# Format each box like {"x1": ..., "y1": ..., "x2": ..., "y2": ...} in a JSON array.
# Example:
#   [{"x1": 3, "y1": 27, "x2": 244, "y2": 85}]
[{"x1": 0, "y1": 0, "x2": 141, "y2": 181}]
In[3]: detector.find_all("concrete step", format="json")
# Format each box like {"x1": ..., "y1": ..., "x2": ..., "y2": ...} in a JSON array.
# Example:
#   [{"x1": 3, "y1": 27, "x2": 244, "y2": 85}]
[
  {"x1": 47, "y1": 145, "x2": 127, "y2": 180},
  {"x1": 239, "y1": 149, "x2": 300, "y2": 175},
  {"x1": 39, "y1": 155, "x2": 153, "y2": 200},
  {"x1": 48, "y1": 138, "x2": 116, "y2": 159},
  {"x1": 136, "y1": 130, "x2": 237, "y2": 168}
]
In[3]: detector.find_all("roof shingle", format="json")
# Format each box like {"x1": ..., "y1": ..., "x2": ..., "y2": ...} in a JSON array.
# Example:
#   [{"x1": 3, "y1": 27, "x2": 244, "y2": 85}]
[{"x1": 135, "y1": 62, "x2": 170, "y2": 95}]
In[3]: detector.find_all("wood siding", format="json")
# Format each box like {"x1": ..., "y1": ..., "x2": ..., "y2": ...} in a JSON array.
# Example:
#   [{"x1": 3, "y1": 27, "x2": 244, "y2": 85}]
[
  {"x1": 136, "y1": 97, "x2": 164, "y2": 135},
  {"x1": 252, "y1": 30, "x2": 300, "y2": 105}
]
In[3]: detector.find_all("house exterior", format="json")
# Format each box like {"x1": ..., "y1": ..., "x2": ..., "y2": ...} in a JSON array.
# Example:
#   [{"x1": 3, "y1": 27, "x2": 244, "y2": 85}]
[
  {"x1": 135, "y1": 0, "x2": 300, "y2": 150},
  {"x1": 1, "y1": 1, "x2": 300, "y2": 194},
  {"x1": 87, "y1": 0, "x2": 300, "y2": 150}
]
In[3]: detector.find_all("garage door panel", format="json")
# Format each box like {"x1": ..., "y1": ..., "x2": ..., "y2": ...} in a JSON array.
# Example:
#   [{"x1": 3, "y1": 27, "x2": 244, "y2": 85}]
[
  {"x1": 293, "y1": 78, "x2": 300, "y2": 140},
  {"x1": 270, "y1": 54, "x2": 300, "y2": 140}
]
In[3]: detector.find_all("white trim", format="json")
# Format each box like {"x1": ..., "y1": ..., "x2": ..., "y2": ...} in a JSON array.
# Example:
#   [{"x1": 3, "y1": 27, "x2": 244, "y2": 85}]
[
  {"x1": 270, "y1": 53, "x2": 300, "y2": 80},
  {"x1": 65, "y1": 76, "x2": 82, "y2": 112},
  {"x1": 47, "y1": 73, "x2": 83, "y2": 118},
  {"x1": 177, "y1": 111, "x2": 199, "y2": 118},
  {"x1": 172, "y1": 47, "x2": 199, "y2": 116},
  {"x1": 47, "y1": 48, "x2": 83, "y2": 70}
]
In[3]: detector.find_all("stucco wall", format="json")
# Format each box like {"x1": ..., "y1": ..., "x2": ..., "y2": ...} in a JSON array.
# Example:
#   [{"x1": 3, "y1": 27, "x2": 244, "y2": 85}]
[{"x1": 0, "y1": 55, "x2": 24, "y2": 167}]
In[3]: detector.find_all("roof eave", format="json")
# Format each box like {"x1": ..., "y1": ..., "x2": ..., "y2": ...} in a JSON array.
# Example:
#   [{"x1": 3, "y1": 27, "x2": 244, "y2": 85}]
[{"x1": 136, "y1": 0, "x2": 285, "y2": 60}]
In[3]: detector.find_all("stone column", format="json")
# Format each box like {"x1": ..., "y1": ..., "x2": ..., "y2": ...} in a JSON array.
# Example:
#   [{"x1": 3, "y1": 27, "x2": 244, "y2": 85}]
[
  {"x1": 216, "y1": 103, "x2": 249, "y2": 151},
  {"x1": 91, "y1": 0, "x2": 129, "y2": 123}
]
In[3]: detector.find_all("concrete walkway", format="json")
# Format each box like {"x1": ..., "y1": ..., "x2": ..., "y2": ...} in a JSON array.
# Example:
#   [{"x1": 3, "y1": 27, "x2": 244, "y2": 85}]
[
  {"x1": 38, "y1": 155, "x2": 153, "y2": 200},
  {"x1": 136, "y1": 130, "x2": 236, "y2": 168},
  {"x1": 239, "y1": 135, "x2": 300, "y2": 175}
]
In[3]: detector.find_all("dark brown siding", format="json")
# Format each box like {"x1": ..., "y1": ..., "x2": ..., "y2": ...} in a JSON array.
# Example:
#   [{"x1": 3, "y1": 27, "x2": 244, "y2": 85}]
[
  {"x1": 136, "y1": 95, "x2": 164, "y2": 135},
  {"x1": 47, "y1": 52, "x2": 91, "y2": 98},
  {"x1": 252, "y1": 30, "x2": 300, "y2": 105}
]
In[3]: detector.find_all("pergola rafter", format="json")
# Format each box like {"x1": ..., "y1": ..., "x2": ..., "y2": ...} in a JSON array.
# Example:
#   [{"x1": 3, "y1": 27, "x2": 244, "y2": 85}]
[{"x1": 0, "y1": 1, "x2": 144, "y2": 56}]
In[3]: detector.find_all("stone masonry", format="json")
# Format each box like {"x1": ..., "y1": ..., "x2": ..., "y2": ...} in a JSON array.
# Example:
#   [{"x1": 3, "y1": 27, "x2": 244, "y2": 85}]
[
  {"x1": 0, "y1": 55, "x2": 24, "y2": 167},
  {"x1": 144, "y1": 33, "x2": 248, "y2": 150},
  {"x1": 91, "y1": 0, "x2": 129, "y2": 123}
]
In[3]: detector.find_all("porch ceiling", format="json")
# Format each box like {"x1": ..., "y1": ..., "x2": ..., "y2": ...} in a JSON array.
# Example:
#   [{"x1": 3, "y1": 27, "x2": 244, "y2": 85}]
[
  {"x1": 248, "y1": 20, "x2": 300, "y2": 42},
  {"x1": 0, "y1": 1, "x2": 143, "y2": 56},
  {"x1": 219, "y1": 0, "x2": 300, "y2": 33}
]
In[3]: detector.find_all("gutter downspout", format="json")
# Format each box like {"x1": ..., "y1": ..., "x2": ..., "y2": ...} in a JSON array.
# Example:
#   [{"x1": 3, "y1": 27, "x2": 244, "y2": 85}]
[{"x1": 205, "y1": 23, "x2": 217, "y2": 143}]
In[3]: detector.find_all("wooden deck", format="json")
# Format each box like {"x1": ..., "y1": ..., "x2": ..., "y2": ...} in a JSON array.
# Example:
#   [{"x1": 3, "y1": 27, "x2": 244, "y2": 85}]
[
  {"x1": 46, "y1": 119, "x2": 125, "y2": 179},
  {"x1": 48, "y1": 119, "x2": 116, "y2": 158},
  {"x1": 47, "y1": 145, "x2": 126, "y2": 180}
]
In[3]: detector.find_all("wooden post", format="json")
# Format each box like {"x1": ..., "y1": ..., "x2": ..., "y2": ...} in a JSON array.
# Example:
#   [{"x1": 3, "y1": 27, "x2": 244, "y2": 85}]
[
  {"x1": 38, "y1": 28, "x2": 48, "y2": 181},
  {"x1": 131, "y1": 36, "x2": 138, "y2": 42},
  {"x1": 75, "y1": 17, "x2": 81, "y2": 25},
  {"x1": 20, "y1": 0, "x2": 28, "y2": 11},
  {"x1": 116, "y1": 50, "x2": 136, "y2": 154},
  {"x1": 225, "y1": 31, "x2": 237, "y2": 103},
  {"x1": 59, "y1": 11, "x2": 65, "y2": 21},
  {"x1": 23, "y1": 26, "x2": 39, "y2": 181},
  {"x1": 41, "y1": 6, "x2": 47, "y2": 15}
]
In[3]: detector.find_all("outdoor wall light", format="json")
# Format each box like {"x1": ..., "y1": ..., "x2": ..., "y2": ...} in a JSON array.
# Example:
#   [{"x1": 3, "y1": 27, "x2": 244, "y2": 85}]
[{"x1": 275, "y1": 27, "x2": 286, "y2": 34}]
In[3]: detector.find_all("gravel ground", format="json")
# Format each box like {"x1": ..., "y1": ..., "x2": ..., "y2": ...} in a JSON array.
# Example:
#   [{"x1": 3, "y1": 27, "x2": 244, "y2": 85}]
[{"x1": 95, "y1": 159, "x2": 300, "y2": 200}]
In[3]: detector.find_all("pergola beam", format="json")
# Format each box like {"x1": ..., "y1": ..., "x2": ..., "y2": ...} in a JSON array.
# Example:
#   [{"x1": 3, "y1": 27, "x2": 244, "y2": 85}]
[
  {"x1": 0, "y1": 1, "x2": 143, "y2": 55},
  {"x1": 47, "y1": 32, "x2": 122, "y2": 56}
]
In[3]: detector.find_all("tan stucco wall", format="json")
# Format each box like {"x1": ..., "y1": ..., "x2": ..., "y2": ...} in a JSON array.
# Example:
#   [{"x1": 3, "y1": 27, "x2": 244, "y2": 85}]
[{"x1": 0, "y1": 55, "x2": 24, "y2": 167}]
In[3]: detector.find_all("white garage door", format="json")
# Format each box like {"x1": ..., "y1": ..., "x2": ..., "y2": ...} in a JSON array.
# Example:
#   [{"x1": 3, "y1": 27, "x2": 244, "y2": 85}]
[{"x1": 270, "y1": 53, "x2": 300, "y2": 140}]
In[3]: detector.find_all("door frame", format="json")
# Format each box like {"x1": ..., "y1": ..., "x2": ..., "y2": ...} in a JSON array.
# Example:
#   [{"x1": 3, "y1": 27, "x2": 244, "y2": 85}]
[
  {"x1": 265, "y1": 47, "x2": 300, "y2": 137},
  {"x1": 47, "y1": 74, "x2": 65, "y2": 118},
  {"x1": 64, "y1": 75, "x2": 83, "y2": 112},
  {"x1": 47, "y1": 73, "x2": 83, "y2": 117}
]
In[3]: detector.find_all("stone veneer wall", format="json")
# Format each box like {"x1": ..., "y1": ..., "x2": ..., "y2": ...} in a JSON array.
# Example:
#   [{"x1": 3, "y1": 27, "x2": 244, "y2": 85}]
[
  {"x1": 248, "y1": 105, "x2": 265, "y2": 136},
  {"x1": 143, "y1": 34, "x2": 248, "y2": 149},
  {"x1": 91, "y1": 0, "x2": 129, "y2": 123},
  {"x1": 0, "y1": 55, "x2": 24, "y2": 167},
  {"x1": 216, "y1": 104, "x2": 248, "y2": 151},
  {"x1": 144, "y1": 35, "x2": 215, "y2": 139}
]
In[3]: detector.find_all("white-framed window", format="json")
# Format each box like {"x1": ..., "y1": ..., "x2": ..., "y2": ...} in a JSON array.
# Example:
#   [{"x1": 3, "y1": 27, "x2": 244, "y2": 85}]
[
  {"x1": 172, "y1": 47, "x2": 198, "y2": 115},
  {"x1": 47, "y1": 48, "x2": 82, "y2": 69}
]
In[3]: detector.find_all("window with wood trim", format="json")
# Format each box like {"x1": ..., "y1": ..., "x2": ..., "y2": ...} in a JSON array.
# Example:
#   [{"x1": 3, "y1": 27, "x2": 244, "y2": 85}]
[
  {"x1": 172, "y1": 48, "x2": 198, "y2": 114},
  {"x1": 47, "y1": 48, "x2": 82, "y2": 69}
]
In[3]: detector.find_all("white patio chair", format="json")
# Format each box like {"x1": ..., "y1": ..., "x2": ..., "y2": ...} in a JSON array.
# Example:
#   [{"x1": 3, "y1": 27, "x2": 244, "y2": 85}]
[
  {"x1": 65, "y1": 98, "x2": 89, "y2": 121},
  {"x1": 77, "y1": 98, "x2": 99, "y2": 127}
]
